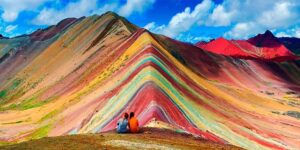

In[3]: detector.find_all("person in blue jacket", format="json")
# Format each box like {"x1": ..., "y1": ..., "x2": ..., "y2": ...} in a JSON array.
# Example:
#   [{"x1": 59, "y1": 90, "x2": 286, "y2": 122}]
[{"x1": 116, "y1": 112, "x2": 129, "y2": 133}]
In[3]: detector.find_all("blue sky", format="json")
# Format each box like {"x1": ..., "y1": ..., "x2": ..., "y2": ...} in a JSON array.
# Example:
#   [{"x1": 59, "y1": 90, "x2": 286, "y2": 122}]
[{"x1": 0, "y1": 0, "x2": 299, "y2": 43}]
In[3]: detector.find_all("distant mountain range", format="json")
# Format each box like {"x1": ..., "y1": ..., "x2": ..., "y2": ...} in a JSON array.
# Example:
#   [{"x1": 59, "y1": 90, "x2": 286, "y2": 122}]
[
  {"x1": 196, "y1": 30, "x2": 299, "y2": 61},
  {"x1": 0, "y1": 12, "x2": 300, "y2": 150}
]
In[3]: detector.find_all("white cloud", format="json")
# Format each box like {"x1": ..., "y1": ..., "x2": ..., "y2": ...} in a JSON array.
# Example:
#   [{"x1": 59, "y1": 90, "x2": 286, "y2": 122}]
[
  {"x1": 92, "y1": 3, "x2": 119, "y2": 15},
  {"x1": 160, "y1": 0, "x2": 214, "y2": 38},
  {"x1": 224, "y1": 22, "x2": 263, "y2": 39},
  {"x1": 32, "y1": 0, "x2": 156, "y2": 25},
  {"x1": 2, "y1": 11, "x2": 18, "y2": 22},
  {"x1": 275, "y1": 27, "x2": 300, "y2": 38},
  {"x1": 222, "y1": 0, "x2": 300, "y2": 39},
  {"x1": 5, "y1": 25, "x2": 18, "y2": 33},
  {"x1": 0, "y1": 0, "x2": 52, "y2": 22},
  {"x1": 176, "y1": 33, "x2": 212, "y2": 43},
  {"x1": 145, "y1": 0, "x2": 300, "y2": 40},
  {"x1": 207, "y1": 5, "x2": 235, "y2": 26},
  {"x1": 276, "y1": 32, "x2": 291, "y2": 37},
  {"x1": 32, "y1": 0, "x2": 100, "y2": 25},
  {"x1": 258, "y1": 2, "x2": 297, "y2": 28},
  {"x1": 144, "y1": 22, "x2": 155, "y2": 30},
  {"x1": 193, "y1": 36, "x2": 212, "y2": 42},
  {"x1": 143, "y1": 22, "x2": 166, "y2": 33},
  {"x1": 297, "y1": 30, "x2": 300, "y2": 38},
  {"x1": 29, "y1": 0, "x2": 296, "y2": 40},
  {"x1": 118, "y1": 0, "x2": 155, "y2": 17},
  {"x1": 1, "y1": 0, "x2": 299, "y2": 41}
]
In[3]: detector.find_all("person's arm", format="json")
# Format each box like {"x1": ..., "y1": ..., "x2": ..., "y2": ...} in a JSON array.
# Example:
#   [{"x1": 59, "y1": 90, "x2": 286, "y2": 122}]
[
  {"x1": 117, "y1": 119, "x2": 121, "y2": 126},
  {"x1": 116, "y1": 120, "x2": 119, "y2": 129}
]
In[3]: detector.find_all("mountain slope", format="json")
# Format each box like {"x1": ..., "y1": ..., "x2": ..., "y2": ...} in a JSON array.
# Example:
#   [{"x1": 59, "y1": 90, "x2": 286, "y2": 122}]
[
  {"x1": 279, "y1": 37, "x2": 300, "y2": 55},
  {"x1": 0, "y1": 12, "x2": 300, "y2": 150},
  {"x1": 195, "y1": 38, "x2": 255, "y2": 59}
]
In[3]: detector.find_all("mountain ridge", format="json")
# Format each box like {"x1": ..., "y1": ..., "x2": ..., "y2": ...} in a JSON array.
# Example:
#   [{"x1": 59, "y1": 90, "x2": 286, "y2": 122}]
[{"x1": 196, "y1": 30, "x2": 298, "y2": 61}]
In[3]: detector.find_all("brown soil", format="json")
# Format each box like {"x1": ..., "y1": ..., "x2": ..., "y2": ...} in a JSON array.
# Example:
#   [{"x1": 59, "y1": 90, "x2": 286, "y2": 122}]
[{"x1": 0, "y1": 128, "x2": 244, "y2": 150}]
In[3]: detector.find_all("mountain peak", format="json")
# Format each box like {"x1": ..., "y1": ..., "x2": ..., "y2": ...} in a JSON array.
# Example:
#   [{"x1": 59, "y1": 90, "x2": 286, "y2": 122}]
[
  {"x1": 103, "y1": 11, "x2": 118, "y2": 17},
  {"x1": 27, "y1": 11, "x2": 137, "y2": 41},
  {"x1": 98, "y1": 11, "x2": 124, "y2": 21},
  {"x1": 101, "y1": 11, "x2": 138, "y2": 33},
  {"x1": 215, "y1": 37, "x2": 228, "y2": 42},
  {"x1": 247, "y1": 30, "x2": 280, "y2": 47},
  {"x1": 264, "y1": 30, "x2": 273, "y2": 36}
]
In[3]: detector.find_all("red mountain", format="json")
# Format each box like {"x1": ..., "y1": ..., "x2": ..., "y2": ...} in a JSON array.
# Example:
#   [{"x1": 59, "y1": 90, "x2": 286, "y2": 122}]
[
  {"x1": 196, "y1": 37, "x2": 258, "y2": 59},
  {"x1": 196, "y1": 30, "x2": 297, "y2": 61}
]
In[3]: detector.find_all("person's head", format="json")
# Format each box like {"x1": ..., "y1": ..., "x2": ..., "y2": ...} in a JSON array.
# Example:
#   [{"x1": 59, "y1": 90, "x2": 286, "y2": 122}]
[
  {"x1": 124, "y1": 113, "x2": 129, "y2": 119},
  {"x1": 130, "y1": 112, "x2": 134, "y2": 118}
]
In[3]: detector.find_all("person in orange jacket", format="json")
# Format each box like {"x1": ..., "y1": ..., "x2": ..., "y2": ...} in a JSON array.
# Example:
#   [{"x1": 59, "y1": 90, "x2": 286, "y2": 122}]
[{"x1": 128, "y1": 112, "x2": 139, "y2": 133}]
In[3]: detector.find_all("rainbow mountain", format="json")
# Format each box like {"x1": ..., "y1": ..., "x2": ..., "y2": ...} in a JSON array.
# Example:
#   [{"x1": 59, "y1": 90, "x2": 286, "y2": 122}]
[{"x1": 0, "y1": 12, "x2": 300, "y2": 150}]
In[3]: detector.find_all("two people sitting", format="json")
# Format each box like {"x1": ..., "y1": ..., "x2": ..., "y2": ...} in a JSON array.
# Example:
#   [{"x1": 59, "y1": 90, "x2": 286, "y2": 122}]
[{"x1": 116, "y1": 112, "x2": 139, "y2": 133}]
